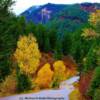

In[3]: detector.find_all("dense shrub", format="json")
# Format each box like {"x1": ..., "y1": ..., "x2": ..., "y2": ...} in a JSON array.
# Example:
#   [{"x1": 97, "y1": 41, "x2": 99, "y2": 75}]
[
  {"x1": 51, "y1": 78, "x2": 60, "y2": 88},
  {"x1": 17, "y1": 73, "x2": 32, "y2": 92},
  {"x1": 52, "y1": 60, "x2": 66, "y2": 87},
  {"x1": 83, "y1": 44, "x2": 97, "y2": 72},
  {"x1": 35, "y1": 63, "x2": 54, "y2": 88},
  {"x1": 79, "y1": 71, "x2": 93, "y2": 98},
  {"x1": 0, "y1": 74, "x2": 17, "y2": 95},
  {"x1": 93, "y1": 88, "x2": 100, "y2": 100},
  {"x1": 88, "y1": 67, "x2": 100, "y2": 98},
  {"x1": 69, "y1": 89, "x2": 81, "y2": 100},
  {"x1": 83, "y1": 40, "x2": 100, "y2": 72},
  {"x1": 0, "y1": 59, "x2": 11, "y2": 82}
]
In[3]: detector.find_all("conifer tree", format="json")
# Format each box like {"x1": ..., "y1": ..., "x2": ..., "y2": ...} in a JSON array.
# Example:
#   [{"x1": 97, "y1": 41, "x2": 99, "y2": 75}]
[{"x1": 54, "y1": 37, "x2": 63, "y2": 60}]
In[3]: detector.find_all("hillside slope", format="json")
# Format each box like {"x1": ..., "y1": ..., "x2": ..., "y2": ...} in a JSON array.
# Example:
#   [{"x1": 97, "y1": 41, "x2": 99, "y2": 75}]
[{"x1": 21, "y1": 3, "x2": 100, "y2": 32}]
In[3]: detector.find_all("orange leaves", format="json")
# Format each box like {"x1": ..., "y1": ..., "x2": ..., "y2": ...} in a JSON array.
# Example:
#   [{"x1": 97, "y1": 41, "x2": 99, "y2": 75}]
[
  {"x1": 35, "y1": 59, "x2": 77, "y2": 89},
  {"x1": 66, "y1": 69, "x2": 77, "y2": 79},
  {"x1": 14, "y1": 34, "x2": 41, "y2": 75},
  {"x1": 35, "y1": 63, "x2": 54, "y2": 88}
]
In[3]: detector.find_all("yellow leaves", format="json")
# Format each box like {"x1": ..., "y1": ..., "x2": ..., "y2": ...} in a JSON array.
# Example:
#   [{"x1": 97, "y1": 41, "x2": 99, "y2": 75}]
[
  {"x1": 53, "y1": 60, "x2": 67, "y2": 81},
  {"x1": 35, "y1": 63, "x2": 54, "y2": 88},
  {"x1": 0, "y1": 74, "x2": 17, "y2": 95},
  {"x1": 53, "y1": 60, "x2": 77, "y2": 84},
  {"x1": 53, "y1": 60, "x2": 66, "y2": 72},
  {"x1": 14, "y1": 34, "x2": 41, "y2": 75},
  {"x1": 89, "y1": 10, "x2": 100, "y2": 25},
  {"x1": 82, "y1": 10, "x2": 100, "y2": 39},
  {"x1": 35, "y1": 60, "x2": 77, "y2": 89},
  {"x1": 69, "y1": 89, "x2": 81, "y2": 100},
  {"x1": 81, "y1": 28, "x2": 97, "y2": 38}
]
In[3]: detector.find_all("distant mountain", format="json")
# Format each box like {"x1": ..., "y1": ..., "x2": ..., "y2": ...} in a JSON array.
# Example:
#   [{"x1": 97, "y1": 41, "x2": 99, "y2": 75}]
[
  {"x1": 21, "y1": 3, "x2": 100, "y2": 24},
  {"x1": 46, "y1": 3, "x2": 100, "y2": 33},
  {"x1": 20, "y1": 3, "x2": 100, "y2": 33},
  {"x1": 21, "y1": 3, "x2": 67, "y2": 24}
]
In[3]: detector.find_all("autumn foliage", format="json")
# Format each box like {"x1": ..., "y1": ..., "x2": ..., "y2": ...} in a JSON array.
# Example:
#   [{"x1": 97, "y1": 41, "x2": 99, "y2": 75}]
[
  {"x1": 1, "y1": 0, "x2": 100, "y2": 98},
  {"x1": 79, "y1": 71, "x2": 93, "y2": 100},
  {"x1": 89, "y1": 10, "x2": 100, "y2": 25},
  {"x1": 14, "y1": 34, "x2": 41, "y2": 75},
  {"x1": 0, "y1": 74, "x2": 17, "y2": 95},
  {"x1": 82, "y1": 28, "x2": 97, "y2": 38},
  {"x1": 53, "y1": 61, "x2": 67, "y2": 81},
  {"x1": 35, "y1": 63, "x2": 54, "y2": 88},
  {"x1": 13, "y1": 34, "x2": 77, "y2": 90},
  {"x1": 69, "y1": 89, "x2": 82, "y2": 100}
]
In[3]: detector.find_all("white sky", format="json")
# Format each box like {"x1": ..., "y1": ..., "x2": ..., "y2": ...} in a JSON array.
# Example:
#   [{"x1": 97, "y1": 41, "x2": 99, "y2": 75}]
[{"x1": 12, "y1": 0, "x2": 100, "y2": 15}]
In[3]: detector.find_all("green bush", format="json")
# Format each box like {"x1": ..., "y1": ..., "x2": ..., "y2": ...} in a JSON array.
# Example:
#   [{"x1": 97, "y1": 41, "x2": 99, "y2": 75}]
[
  {"x1": 17, "y1": 73, "x2": 32, "y2": 92},
  {"x1": 93, "y1": 88, "x2": 100, "y2": 100},
  {"x1": 0, "y1": 59, "x2": 11, "y2": 82},
  {"x1": 83, "y1": 40, "x2": 100, "y2": 72},
  {"x1": 51, "y1": 78, "x2": 60, "y2": 88},
  {"x1": 84, "y1": 45, "x2": 96, "y2": 72},
  {"x1": 88, "y1": 67, "x2": 100, "y2": 97},
  {"x1": 0, "y1": 74, "x2": 17, "y2": 95}
]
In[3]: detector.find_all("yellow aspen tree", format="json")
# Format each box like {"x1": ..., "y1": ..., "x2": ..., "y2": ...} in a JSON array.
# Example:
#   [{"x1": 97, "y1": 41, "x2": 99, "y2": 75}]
[
  {"x1": 53, "y1": 60, "x2": 67, "y2": 82},
  {"x1": 14, "y1": 34, "x2": 41, "y2": 75},
  {"x1": 89, "y1": 10, "x2": 100, "y2": 26},
  {"x1": 82, "y1": 10, "x2": 100, "y2": 39},
  {"x1": 81, "y1": 28, "x2": 97, "y2": 38},
  {"x1": 35, "y1": 63, "x2": 54, "y2": 88}
]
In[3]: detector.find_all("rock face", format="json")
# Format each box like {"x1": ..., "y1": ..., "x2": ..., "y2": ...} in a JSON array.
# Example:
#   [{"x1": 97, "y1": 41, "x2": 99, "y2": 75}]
[
  {"x1": 40, "y1": 8, "x2": 52, "y2": 24},
  {"x1": 0, "y1": 76, "x2": 79, "y2": 100}
]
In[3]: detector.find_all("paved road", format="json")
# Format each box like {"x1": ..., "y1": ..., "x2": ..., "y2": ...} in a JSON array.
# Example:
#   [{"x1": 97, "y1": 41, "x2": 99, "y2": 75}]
[{"x1": 0, "y1": 76, "x2": 79, "y2": 100}]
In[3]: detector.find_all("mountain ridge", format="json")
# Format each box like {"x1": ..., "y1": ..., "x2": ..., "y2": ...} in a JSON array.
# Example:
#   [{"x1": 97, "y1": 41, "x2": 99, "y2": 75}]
[{"x1": 20, "y1": 2, "x2": 100, "y2": 24}]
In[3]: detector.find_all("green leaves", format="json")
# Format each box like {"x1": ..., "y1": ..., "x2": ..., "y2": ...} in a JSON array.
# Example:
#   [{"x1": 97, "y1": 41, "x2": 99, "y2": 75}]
[
  {"x1": 54, "y1": 38, "x2": 63, "y2": 60},
  {"x1": 88, "y1": 67, "x2": 100, "y2": 98},
  {"x1": 0, "y1": 59, "x2": 11, "y2": 82},
  {"x1": 93, "y1": 88, "x2": 100, "y2": 100},
  {"x1": 16, "y1": 73, "x2": 32, "y2": 92}
]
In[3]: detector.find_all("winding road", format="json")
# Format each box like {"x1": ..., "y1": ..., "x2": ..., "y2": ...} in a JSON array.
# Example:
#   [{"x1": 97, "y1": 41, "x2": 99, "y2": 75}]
[{"x1": 0, "y1": 76, "x2": 79, "y2": 100}]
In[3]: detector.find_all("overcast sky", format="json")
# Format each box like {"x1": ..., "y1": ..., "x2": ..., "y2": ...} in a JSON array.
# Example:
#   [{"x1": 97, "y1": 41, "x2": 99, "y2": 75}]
[{"x1": 12, "y1": 0, "x2": 100, "y2": 15}]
